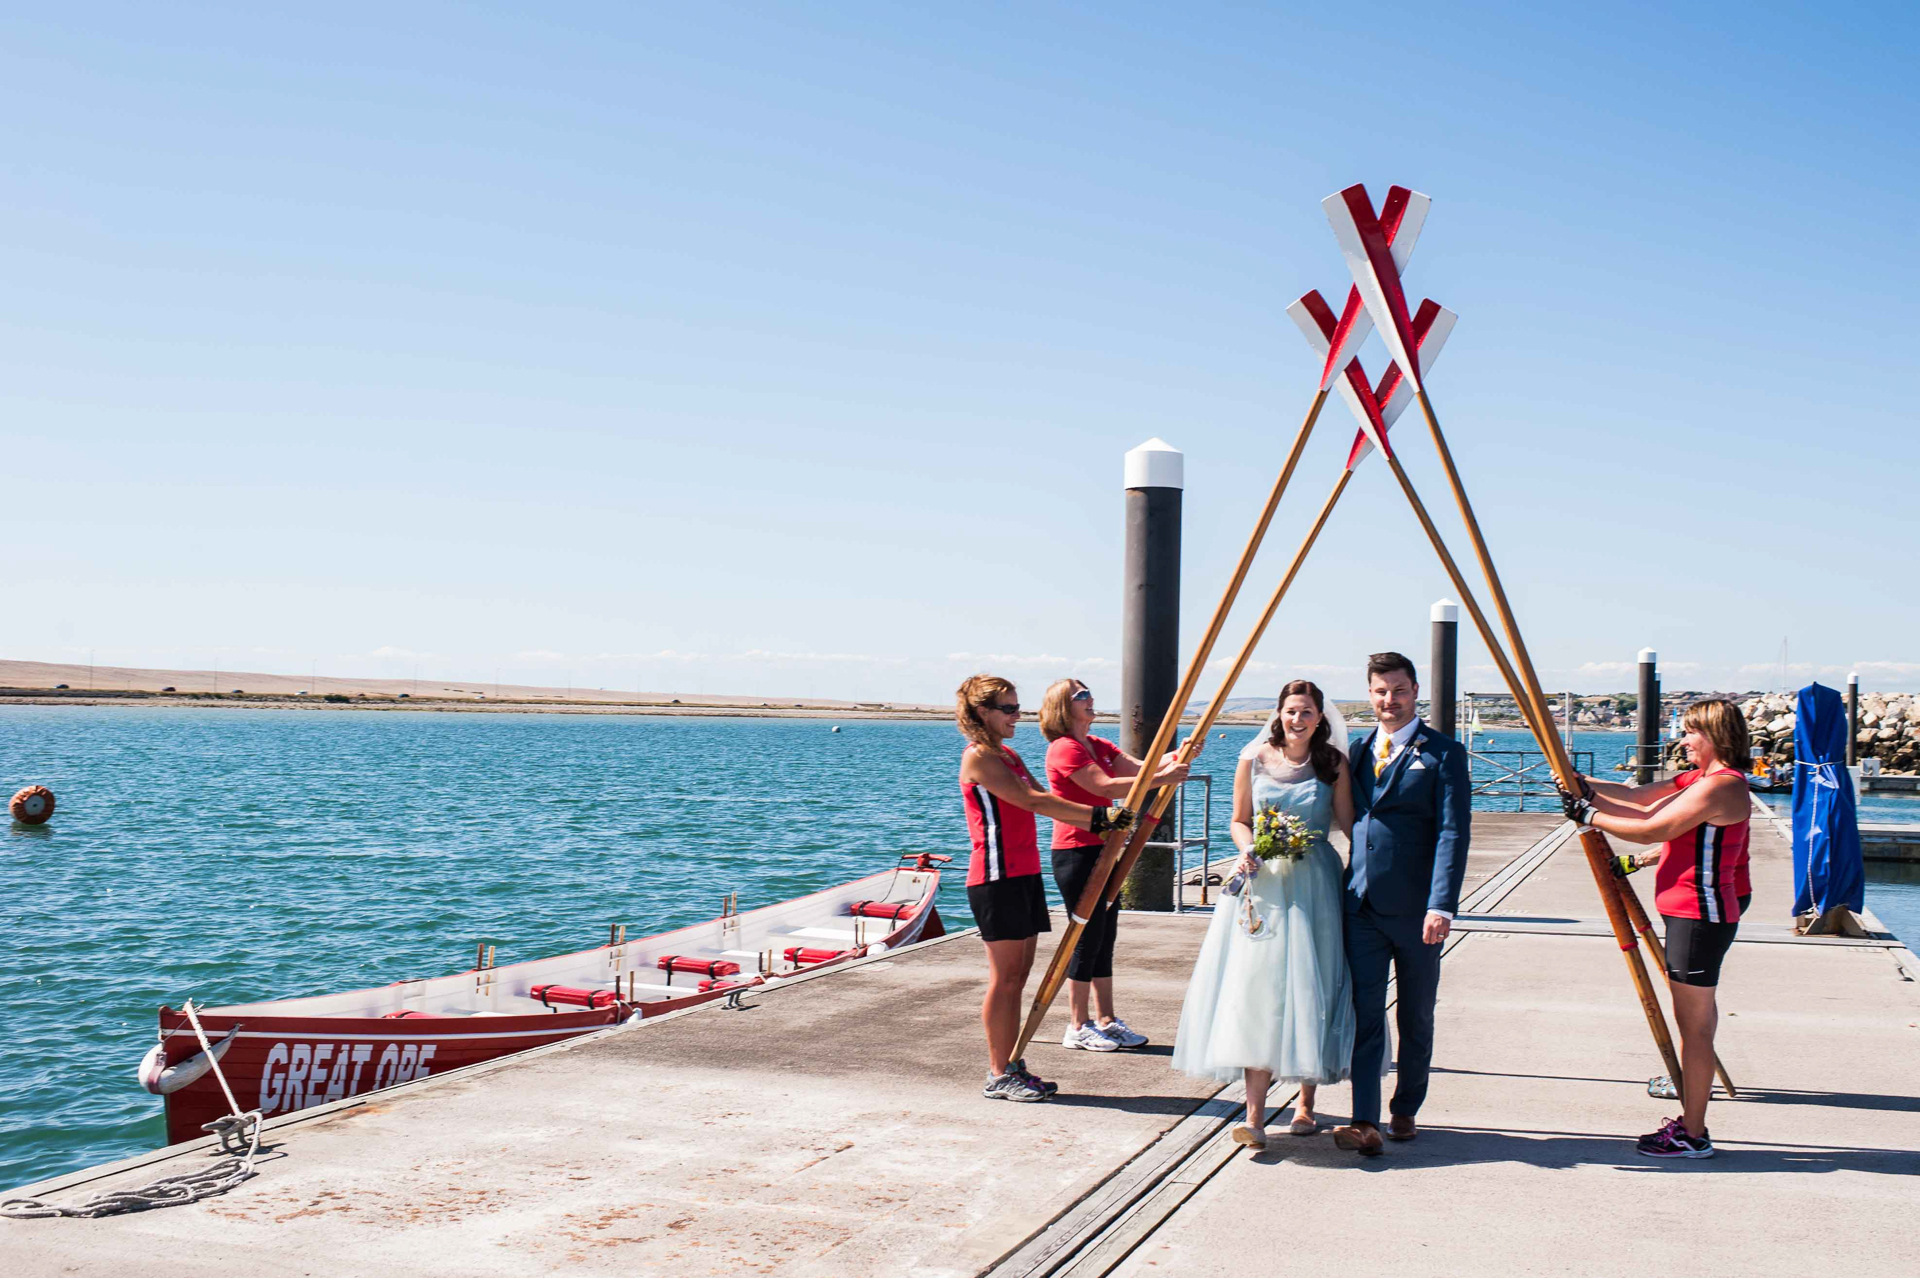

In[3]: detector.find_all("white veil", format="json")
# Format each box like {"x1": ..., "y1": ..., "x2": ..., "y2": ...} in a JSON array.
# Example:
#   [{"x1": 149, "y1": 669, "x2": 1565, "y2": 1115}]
[{"x1": 1239, "y1": 693, "x2": 1350, "y2": 761}]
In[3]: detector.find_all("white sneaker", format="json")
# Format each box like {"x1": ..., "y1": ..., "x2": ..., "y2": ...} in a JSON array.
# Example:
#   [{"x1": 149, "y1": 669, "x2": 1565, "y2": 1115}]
[
  {"x1": 1098, "y1": 1018, "x2": 1149, "y2": 1049},
  {"x1": 1062, "y1": 1020, "x2": 1119, "y2": 1052}
]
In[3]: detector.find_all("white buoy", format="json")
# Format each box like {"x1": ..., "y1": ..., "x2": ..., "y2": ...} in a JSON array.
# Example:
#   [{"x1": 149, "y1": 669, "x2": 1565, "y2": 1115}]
[{"x1": 831, "y1": 725, "x2": 841, "y2": 733}]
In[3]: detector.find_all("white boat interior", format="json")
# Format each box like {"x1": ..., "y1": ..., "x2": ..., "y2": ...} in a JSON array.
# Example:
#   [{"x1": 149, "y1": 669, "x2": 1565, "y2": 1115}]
[{"x1": 202, "y1": 866, "x2": 941, "y2": 1022}]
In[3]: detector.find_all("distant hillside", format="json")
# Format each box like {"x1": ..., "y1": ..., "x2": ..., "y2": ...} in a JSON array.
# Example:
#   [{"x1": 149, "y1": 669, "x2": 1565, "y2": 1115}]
[{"x1": 1188, "y1": 696, "x2": 1279, "y2": 715}]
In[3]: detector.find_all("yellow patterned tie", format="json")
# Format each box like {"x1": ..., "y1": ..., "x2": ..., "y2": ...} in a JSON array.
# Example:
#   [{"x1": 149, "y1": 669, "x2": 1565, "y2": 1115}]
[{"x1": 1376, "y1": 731, "x2": 1393, "y2": 774}]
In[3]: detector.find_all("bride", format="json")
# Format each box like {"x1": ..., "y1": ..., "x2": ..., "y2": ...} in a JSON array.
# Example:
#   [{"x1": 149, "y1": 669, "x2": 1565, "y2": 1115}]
[{"x1": 1171, "y1": 679, "x2": 1374, "y2": 1147}]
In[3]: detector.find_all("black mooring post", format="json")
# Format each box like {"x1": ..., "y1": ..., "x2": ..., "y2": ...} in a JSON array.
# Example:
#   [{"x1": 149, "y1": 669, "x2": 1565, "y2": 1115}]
[
  {"x1": 1120, "y1": 438, "x2": 1182, "y2": 911},
  {"x1": 1847, "y1": 672, "x2": 1860, "y2": 767},
  {"x1": 1429, "y1": 599, "x2": 1458, "y2": 738},
  {"x1": 1636, "y1": 648, "x2": 1659, "y2": 784}
]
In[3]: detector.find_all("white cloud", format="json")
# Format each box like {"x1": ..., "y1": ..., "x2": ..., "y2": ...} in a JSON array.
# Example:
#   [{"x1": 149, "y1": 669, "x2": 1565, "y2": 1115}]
[
  {"x1": 1203, "y1": 659, "x2": 1349, "y2": 678},
  {"x1": 538, "y1": 648, "x2": 916, "y2": 666},
  {"x1": 1573, "y1": 659, "x2": 1701, "y2": 677},
  {"x1": 944, "y1": 652, "x2": 1118, "y2": 669},
  {"x1": 369, "y1": 646, "x2": 436, "y2": 660}
]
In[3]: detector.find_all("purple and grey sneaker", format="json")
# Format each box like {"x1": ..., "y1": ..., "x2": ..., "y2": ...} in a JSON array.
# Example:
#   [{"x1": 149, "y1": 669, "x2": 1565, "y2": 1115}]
[
  {"x1": 1010, "y1": 1058, "x2": 1058, "y2": 1096},
  {"x1": 983, "y1": 1069, "x2": 1050, "y2": 1102},
  {"x1": 1636, "y1": 1116, "x2": 1714, "y2": 1158}
]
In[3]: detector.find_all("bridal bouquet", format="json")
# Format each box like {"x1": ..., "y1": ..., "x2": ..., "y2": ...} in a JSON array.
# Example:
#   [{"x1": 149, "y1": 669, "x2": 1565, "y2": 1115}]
[{"x1": 1252, "y1": 808, "x2": 1315, "y2": 862}]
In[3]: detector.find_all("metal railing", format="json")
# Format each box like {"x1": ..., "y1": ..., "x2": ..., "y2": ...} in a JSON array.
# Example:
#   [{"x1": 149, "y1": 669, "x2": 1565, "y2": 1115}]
[
  {"x1": 1619, "y1": 742, "x2": 1667, "y2": 773},
  {"x1": 1158, "y1": 774, "x2": 1213, "y2": 914},
  {"x1": 1467, "y1": 748, "x2": 1596, "y2": 809}
]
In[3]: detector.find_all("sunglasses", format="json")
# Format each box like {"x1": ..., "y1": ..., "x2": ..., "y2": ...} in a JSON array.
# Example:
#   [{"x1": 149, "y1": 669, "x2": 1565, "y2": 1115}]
[
  {"x1": 1070, "y1": 688, "x2": 1093, "y2": 702},
  {"x1": 983, "y1": 702, "x2": 1020, "y2": 715}
]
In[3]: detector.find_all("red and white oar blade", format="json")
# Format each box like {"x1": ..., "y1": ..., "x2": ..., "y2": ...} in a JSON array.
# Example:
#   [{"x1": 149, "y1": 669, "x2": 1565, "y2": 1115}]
[
  {"x1": 1339, "y1": 366, "x2": 1391, "y2": 470},
  {"x1": 1380, "y1": 186, "x2": 1430, "y2": 275},
  {"x1": 1348, "y1": 300, "x2": 1458, "y2": 472},
  {"x1": 1287, "y1": 290, "x2": 1338, "y2": 356},
  {"x1": 1323, "y1": 184, "x2": 1426, "y2": 394},
  {"x1": 1311, "y1": 186, "x2": 1429, "y2": 392},
  {"x1": 1290, "y1": 288, "x2": 1393, "y2": 467},
  {"x1": 1374, "y1": 301, "x2": 1457, "y2": 427}
]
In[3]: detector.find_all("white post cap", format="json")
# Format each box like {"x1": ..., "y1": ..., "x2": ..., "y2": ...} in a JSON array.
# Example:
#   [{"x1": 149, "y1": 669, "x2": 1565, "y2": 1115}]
[
  {"x1": 1430, "y1": 599, "x2": 1458, "y2": 623},
  {"x1": 1848, "y1": 671, "x2": 1859, "y2": 685},
  {"x1": 1638, "y1": 647, "x2": 1658, "y2": 664},
  {"x1": 1123, "y1": 438, "x2": 1184, "y2": 490}
]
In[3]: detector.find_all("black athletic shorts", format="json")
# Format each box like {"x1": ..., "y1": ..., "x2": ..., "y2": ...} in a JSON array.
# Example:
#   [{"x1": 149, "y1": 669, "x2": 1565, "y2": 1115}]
[
  {"x1": 969, "y1": 873, "x2": 1052, "y2": 943},
  {"x1": 1661, "y1": 897, "x2": 1749, "y2": 987},
  {"x1": 1052, "y1": 847, "x2": 1120, "y2": 981}
]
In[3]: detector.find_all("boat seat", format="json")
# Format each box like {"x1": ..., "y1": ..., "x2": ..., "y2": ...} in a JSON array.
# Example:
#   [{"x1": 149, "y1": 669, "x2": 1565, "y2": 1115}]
[{"x1": 778, "y1": 926, "x2": 861, "y2": 943}]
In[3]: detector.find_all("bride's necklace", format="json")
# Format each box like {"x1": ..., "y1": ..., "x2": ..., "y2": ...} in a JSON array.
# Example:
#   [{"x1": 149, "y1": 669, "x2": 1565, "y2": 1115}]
[{"x1": 1267, "y1": 739, "x2": 1311, "y2": 770}]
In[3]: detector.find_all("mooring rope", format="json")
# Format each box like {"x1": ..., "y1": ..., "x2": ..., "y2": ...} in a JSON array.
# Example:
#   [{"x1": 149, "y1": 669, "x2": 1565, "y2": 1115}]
[{"x1": 1, "y1": 1002, "x2": 264, "y2": 1220}]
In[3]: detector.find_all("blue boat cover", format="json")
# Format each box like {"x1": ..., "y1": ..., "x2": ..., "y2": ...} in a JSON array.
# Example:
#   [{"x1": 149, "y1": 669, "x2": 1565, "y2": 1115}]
[{"x1": 1791, "y1": 682, "x2": 1865, "y2": 916}]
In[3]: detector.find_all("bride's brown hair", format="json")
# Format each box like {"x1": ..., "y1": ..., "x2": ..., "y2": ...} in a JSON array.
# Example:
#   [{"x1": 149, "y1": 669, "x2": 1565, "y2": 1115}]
[{"x1": 1265, "y1": 679, "x2": 1342, "y2": 784}]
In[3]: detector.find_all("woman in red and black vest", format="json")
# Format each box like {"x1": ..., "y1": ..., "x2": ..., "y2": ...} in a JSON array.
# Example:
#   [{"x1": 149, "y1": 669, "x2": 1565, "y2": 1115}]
[
  {"x1": 1564, "y1": 698, "x2": 1753, "y2": 1159},
  {"x1": 957, "y1": 674, "x2": 1135, "y2": 1103}
]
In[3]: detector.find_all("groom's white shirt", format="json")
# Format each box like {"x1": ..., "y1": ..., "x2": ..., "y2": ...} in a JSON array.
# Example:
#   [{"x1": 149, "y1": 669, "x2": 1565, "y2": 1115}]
[
  {"x1": 1366, "y1": 715, "x2": 1453, "y2": 924},
  {"x1": 1372, "y1": 715, "x2": 1422, "y2": 768}
]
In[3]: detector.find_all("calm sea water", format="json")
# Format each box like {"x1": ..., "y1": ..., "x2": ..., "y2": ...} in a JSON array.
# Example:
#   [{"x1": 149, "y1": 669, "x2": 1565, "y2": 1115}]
[{"x1": 2, "y1": 709, "x2": 1913, "y2": 1190}]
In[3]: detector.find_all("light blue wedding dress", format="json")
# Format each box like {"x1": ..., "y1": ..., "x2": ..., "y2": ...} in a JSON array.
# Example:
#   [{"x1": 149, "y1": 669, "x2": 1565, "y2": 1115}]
[{"x1": 1172, "y1": 750, "x2": 1378, "y2": 1084}]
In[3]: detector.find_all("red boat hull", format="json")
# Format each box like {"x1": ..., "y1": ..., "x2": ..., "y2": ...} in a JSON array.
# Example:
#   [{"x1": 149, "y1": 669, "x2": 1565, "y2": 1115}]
[
  {"x1": 156, "y1": 1006, "x2": 618, "y2": 1144},
  {"x1": 156, "y1": 898, "x2": 945, "y2": 1144}
]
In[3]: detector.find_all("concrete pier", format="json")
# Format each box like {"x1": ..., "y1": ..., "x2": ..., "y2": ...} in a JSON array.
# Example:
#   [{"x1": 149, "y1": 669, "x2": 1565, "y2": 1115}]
[{"x1": 7, "y1": 810, "x2": 1918, "y2": 1275}]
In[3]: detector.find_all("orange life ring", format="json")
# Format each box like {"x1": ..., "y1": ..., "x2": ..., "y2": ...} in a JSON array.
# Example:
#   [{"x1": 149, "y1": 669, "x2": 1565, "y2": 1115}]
[{"x1": 10, "y1": 785, "x2": 54, "y2": 824}]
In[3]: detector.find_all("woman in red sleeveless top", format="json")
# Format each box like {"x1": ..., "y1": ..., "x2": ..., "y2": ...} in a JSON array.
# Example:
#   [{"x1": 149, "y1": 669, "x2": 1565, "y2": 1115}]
[
  {"x1": 1039, "y1": 678, "x2": 1191, "y2": 1053},
  {"x1": 1564, "y1": 699, "x2": 1753, "y2": 1159},
  {"x1": 957, "y1": 675, "x2": 1137, "y2": 1102}
]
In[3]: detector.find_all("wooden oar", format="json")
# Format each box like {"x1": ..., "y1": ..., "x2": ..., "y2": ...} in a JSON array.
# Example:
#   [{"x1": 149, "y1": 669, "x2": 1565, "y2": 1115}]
[
  {"x1": 1094, "y1": 468, "x2": 1356, "y2": 913},
  {"x1": 1322, "y1": 183, "x2": 1685, "y2": 1086},
  {"x1": 1399, "y1": 387, "x2": 1737, "y2": 1095},
  {"x1": 1007, "y1": 388, "x2": 1330, "y2": 1062},
  {"x1": 1376, "y1": 444, "x2": 1686, "y2": 1088},
  {"x1": 1379, "y1": 438, "x2": 1736, "y2": 1093}
]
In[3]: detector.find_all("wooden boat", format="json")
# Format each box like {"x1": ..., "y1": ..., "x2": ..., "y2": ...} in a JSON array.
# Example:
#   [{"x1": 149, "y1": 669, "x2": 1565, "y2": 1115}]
[{"x1": 138, "y1": 854, "x2": 947, "y2": 1145}]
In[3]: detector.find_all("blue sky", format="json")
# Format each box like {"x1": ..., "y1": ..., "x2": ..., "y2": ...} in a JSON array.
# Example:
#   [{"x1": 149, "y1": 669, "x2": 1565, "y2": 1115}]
[{"x1": 4, "y1": 2, "x2": 1916, "y2": 702}]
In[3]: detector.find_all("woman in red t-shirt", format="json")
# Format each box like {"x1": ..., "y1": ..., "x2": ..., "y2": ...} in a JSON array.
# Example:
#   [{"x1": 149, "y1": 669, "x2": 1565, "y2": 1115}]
[
  {"x1": 957, "y1": 675, "x2": 1136, "y2": 1102},
  {"x1": 1563, "y1": 699, "x2": 1754, "y2": 1159},
  {"x1": 1040, "y1": 679, "x2": 1191, "y2": 1053}
]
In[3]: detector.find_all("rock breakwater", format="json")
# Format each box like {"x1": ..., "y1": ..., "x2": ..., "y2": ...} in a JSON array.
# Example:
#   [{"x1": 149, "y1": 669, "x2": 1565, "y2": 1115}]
[{"x1": 1665, "y1": 691, "x2": 1920, "y2": 775}]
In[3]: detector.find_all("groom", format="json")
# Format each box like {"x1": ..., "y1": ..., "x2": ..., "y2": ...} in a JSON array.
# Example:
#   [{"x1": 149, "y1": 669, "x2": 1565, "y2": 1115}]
[{"x1": 1332, "y1": 652, "x2": 1470, "y2": 1156}]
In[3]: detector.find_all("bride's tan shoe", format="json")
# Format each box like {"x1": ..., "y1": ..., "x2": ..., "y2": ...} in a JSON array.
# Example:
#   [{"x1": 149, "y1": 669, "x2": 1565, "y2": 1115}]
[
  {"x1": 1231, "y1": 1123, "x2": 1267, "y2": 1149},
  {"x1": 1288, "y1": 1114, "x2": 1319, "y2": 1136}
]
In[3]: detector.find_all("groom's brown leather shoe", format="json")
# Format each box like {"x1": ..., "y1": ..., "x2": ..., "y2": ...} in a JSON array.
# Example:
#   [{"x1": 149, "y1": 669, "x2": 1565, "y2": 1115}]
[
  {"x1": 1388, "y1": 1115, "x2": 1417, "y2": 1141},
  {"x1": 1332, "y1": 1122, "x2": 1383, "y2": 1156}
]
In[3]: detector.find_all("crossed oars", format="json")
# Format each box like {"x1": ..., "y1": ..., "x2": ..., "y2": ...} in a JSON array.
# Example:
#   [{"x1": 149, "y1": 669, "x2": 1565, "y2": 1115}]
[
  {"x1": 1004, "y1": 193, "x2": 1442, "y2": 1062},
  {"x1": 1323, "y1": 184, "x2": 1734, "y2": 1095}
]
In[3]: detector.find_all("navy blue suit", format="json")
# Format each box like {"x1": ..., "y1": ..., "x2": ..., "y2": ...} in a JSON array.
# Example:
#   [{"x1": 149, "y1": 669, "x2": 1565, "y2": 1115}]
[{"x1": 1345, "y1": 720, "x2": 1470, "y2": 1125}]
